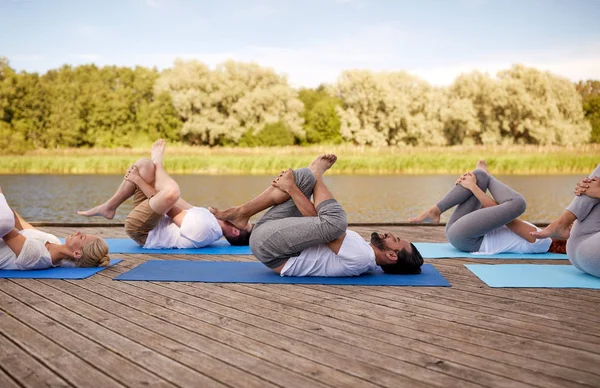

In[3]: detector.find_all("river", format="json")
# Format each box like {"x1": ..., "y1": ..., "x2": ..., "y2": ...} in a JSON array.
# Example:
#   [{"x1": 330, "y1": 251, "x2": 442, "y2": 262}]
[{"x1": 0, "y1": 174, "x2": 580, "y2": 223}]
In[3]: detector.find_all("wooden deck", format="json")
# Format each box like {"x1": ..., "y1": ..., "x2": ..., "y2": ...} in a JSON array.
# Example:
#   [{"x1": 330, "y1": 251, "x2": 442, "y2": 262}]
[{"x1": 1, "y1": 225, "x2": 599, "y2": 388}]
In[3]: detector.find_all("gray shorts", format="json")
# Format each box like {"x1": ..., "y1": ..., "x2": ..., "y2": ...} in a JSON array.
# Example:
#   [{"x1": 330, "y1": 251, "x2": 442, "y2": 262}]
[{"x1": 250, "y1": 168, "x2": 347, "y2": 268}]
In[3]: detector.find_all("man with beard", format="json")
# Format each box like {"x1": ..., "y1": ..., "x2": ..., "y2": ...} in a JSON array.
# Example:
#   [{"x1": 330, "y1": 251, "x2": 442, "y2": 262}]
[{"x1": 210, "y1": 154, "x2": 423, "y2": 277}]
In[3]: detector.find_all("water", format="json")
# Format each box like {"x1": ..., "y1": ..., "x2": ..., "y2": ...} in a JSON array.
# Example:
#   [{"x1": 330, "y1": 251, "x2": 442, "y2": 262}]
[{"x1": 0, "y1": 174, "x2": 578, "y2": 223}]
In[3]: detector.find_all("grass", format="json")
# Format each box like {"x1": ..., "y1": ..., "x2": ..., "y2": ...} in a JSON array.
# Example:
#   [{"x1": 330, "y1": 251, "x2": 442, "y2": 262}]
[{"x1": 1, "y1": 144, "x2": 598, "y2": 175}]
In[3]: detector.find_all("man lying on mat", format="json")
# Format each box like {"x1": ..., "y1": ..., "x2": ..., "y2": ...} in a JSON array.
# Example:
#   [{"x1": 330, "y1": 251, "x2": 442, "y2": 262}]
[
  {"x1": 78, "y1": 140, "x2": 248, "y2": 249},
  {"x1": 1, "y1": 186, "x2": 109, "y2": 270},
  {"x1": 409, "y1": 160, "x2": 566, "y2": 255},
  {"x1": 210, "y1": 155, "x2": 423, "y2": 276}
]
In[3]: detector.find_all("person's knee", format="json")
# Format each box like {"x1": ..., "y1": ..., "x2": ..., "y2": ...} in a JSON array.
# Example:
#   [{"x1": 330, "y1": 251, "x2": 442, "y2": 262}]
[
  {"x1": 472, "y1": 169, "x2": 489, "y2": 188},
  {"x1": 511, "y1": 194, "x2": 527, "y2": 216},
  {"x1": 317, "y1": 200, "x2": 348, "y2": 240},
  {"x1": 135, "y1": 158, "x2": 156, "y2": 182},
  {"x1": 0, "y1": 212, "x2": 15, "y2": 237},
  {"x1": 293, "y1": 168, "x2": 316, "y2": 197}
]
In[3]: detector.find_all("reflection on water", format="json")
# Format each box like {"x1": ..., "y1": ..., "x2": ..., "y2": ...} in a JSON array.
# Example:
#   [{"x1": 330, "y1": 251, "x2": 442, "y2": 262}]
[{"x1": 1, "y1": 174, "x2": 578, "y2": 223}]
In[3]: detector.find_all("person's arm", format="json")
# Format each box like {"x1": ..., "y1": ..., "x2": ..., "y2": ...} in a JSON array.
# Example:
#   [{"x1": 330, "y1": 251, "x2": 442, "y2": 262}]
[
  {"x1": 272, "y1": 169, "x2": 317, "y2": 217},
  {"x1": 12, "y1": 209, "x2": 35, "y2": 230},
  {"x1": 126, "y1": 174, "x2": 157, "y2": 200},
  {"x1": 286, "y1": 185, "x2": 317, "y2": 217},
  {"x1": 2, "y1": 229, "x2": 26, "y2": 256},
  {"x1": 327, "y1": 233, "x2": 346, "y2": 254},
  {"x1": 459, "y1": 173, "x2": 537, "y2": 242}
]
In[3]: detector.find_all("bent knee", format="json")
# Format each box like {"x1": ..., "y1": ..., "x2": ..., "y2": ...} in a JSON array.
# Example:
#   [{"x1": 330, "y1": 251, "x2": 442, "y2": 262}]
[
  {"x1": 135, "y1": 158, "x2": 156, "y2": 181},
  {"x1": 0, "y1": 213, "x2": 15, "y2": 237},
  {"x1": 317, "y1": 200, "x2": 348, "y2": 240},
  {"x1": 510, "y1": 195, "x2": 527, "y2": 216}
]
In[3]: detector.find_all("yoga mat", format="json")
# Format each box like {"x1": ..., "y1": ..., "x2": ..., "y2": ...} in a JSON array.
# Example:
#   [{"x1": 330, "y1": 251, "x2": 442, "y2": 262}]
[
  {"x1": 100, "y1": 238, "x2": 251, "y2": 255},
  {"x1": 413, "y1": 242, "x2": 567, "y2": 260},
  {"x1": 114, "y1": 261, "x2": 450, "y2": 286},
  {"x1": 0, "y1": 259, "x2": 122, "y2": 279},
  {"x1": 465, "y1": 264, "x2": 600, "y2": 288}
]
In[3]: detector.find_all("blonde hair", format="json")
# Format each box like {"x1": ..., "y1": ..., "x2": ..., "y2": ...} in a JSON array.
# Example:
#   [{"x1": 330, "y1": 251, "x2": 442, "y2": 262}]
[{"x1": 79, "y1": 237, "x2": 110, "y2": 268}]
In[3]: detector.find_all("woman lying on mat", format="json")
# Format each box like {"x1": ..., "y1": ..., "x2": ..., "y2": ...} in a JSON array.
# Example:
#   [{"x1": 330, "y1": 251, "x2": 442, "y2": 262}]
[
  {"x1": 0, "y1": 186, "x2": 109, "y2": 270},
  {"x1": 531, "y1": 164, "x2": 600, "y2": 277},
  {"x1": 409, "y1": 160, "x2": 566, "y2": 255},
  {"x1": 78, "y1": 139, "x2": 248, "y2": 249}
]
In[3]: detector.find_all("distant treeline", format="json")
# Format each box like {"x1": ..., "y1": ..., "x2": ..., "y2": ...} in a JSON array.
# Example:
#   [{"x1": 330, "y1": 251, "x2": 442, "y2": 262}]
[{"x1": 1, "y1": 57, "x2": 599, "y2": 153}]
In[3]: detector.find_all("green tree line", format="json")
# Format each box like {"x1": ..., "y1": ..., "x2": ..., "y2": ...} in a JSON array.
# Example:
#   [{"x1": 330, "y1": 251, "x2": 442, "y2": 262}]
[{"x1": 1, "y1": 57, "x2": 598, "y2": 153}]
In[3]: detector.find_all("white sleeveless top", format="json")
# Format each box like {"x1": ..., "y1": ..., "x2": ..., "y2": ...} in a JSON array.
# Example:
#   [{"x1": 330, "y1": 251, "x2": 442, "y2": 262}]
[{"x1": 474, "y1": 222, "x2": 552, "y2": 255}]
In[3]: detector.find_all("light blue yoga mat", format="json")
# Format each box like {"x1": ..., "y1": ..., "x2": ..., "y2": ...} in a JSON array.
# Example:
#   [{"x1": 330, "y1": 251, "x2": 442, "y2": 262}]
[
  {"x1": 114, "y1": 261, "x2": 450, "y2": 286},
  {"x1": 414, "y1": 242, "x2": 567, "y2": 260},
  {"x1": 465, "y1": 264, "x2": 600, "y2": 288},
  {"x1": 101, "y1": 238, "x2": 251, "y2": 255},
  {"x1": 0, "y1": 259, "x2": 122, "y2": 279}
]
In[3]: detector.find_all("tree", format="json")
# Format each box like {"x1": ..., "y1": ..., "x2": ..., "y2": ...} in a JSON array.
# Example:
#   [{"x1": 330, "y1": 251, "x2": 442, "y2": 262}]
[
  {"x1": 155, "y1": 59, "x2": 304, "y2": 146},
  {"x1": 449, "y1": 65, "x2": 591, "y2": 145},
  {"x1": 298, "y1": 86, "x2": 343, "y2": 144},
  {"x1": 332, "y1": 70, "x2": 447, "y2": 146}
]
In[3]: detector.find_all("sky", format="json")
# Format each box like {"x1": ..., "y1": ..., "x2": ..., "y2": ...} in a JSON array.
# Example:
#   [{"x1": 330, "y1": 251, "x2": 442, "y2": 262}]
[{"x1": 1, "y1": 0, "x2": 600, "y2": 87}]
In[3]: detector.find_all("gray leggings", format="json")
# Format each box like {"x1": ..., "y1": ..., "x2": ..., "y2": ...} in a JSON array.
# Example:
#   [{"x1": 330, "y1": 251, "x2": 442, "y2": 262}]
[
  {"x1": 249, "y1": 168, "x2": 348, "y2": 269},
  {"x1": 566, "y1": 164, "x2": 600, "y2": 277},
  {"x1": 437, "y1": 169, "x2": 527, "y2": 252}
]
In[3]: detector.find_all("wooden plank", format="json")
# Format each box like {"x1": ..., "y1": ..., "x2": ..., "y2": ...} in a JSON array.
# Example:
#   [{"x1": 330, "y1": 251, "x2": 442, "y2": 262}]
[
  {"x1": 53, "y1": 278, "x2": 362, "y2": 388},
  {"x1": 0, "y1": 290, "x2": 125, "y2": 388},
  {"x1": 0, "y1": 284, "x2": 174, "y2": 388},
  {"x1": 0, "y1": 334, "x2": 70, "y2": 388},
  {"x1": 306, "y1": 284, "x2": 600, "y2": 352},
  {"x1": 11, "y1": 279, "x2": 231, "y2": 388},
  {"x1": 215, "y1": 283, "x2": 600, "y2": 387},
  {"x1": 72, "y1": 274, "x2": 431, "y2": 388},
  {"x1": 97, "y1": 273, "x2": 521, "y2": 388}
]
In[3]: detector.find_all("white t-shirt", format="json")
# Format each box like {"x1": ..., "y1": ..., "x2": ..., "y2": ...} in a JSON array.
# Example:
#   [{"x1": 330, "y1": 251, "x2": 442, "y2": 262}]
[
  {"x1": 144, "y1": 207, "x2": 224, "y2": 249},
  {"x1": 474, "y1": 222, "x2": 552, "y2": 255},
  {"x1": 281, "y1": 230, "x2": 378, "y2": 277},
  {"x1": 0, "y1": 229, "x2": 66, "y2": 270}
]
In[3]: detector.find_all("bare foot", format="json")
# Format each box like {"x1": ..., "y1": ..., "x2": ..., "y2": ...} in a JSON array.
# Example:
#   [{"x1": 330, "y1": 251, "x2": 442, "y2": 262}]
[
  {"x1": 77, "y1": 204, "x2": 116, "y2": 220},
  {"x1": 408, "y1": 206, "x2": 441, "y2": 224},
  {"x1": 309, "y1": 154, "x2": 337, "y2": 177},
  {"x1": 476, "y1": 160, "x2": 489, "y2": 173},
  {"x1": 271, "y1": 169, "x2": 296, "y2": 192},
  {"x1": 209, "y1": 206, "x2": 250, "y2": 230},
  {"x1": 151, "y1": 139, "x2": 166, "y2": 165},
  {"x1": 530, "y1": 219, "x2": 571, "y2": 240}
]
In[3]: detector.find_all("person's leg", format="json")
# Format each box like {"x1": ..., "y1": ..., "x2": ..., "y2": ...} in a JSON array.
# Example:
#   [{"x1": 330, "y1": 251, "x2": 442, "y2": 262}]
[
  {"x1": 0, "y1": 191, "x2": 16, "y2": 238},
  {"x1": 567, "y1": 201, "x2": 600, "y2": 276},
  {"x1": 445, "y1": 171, "x2": 527, "y2": 252},
  {"x1": 532, "y1": 164, "x2": 600, "y2": 240},
  {"x1": 210, "y1": 154, "x2": 337, "y2": 229},
  {"x1": 250, "y1": 175, "x2": 347, "y2": 269},
  {"x1": 77, "y1": 158, "x2": 156, "y2": 219},
  {"x1": 123, "y1": 140, "x2": 180, "y2": 246}
]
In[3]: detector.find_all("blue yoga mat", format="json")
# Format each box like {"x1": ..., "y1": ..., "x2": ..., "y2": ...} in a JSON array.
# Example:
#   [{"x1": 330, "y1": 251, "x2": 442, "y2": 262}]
[
  {"x1": 114, "y1": 261, "x2": 450, "y2": 286},
  {"x1": 414, "y1": 242, "x2": 567, "y2": 260},
  {"x1": 0, "y1": 259, "x2": 122, "y2": 279},
  {"x1": 102, "y1": 238, "x2": 252, "y2": 255},
  {"x1": 465, "y1": 264, "x2": 600, "y2": 288}
]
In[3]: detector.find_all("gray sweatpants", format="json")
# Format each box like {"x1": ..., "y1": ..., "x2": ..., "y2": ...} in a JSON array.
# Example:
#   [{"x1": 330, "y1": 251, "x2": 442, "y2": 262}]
[
  {"x1": 250, "y1": 168, "x2": 348, "y2": 269},
  {"x1": 437, "y1": 169, "x2": 527, "y2": 252},
  {"x1": 566, "y1": 164, "x2": 600, "y2": 277}
]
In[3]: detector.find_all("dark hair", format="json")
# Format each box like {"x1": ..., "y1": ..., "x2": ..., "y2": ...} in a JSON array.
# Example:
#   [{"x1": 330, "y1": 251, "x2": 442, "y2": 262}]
[
  {"x1": 548, "y1": 239, "x2": 567, "y2": 254},
  {"x1": 380, "y1": 243, "x2": 423, "y2": 274},
  {"x1": 224, "y1": 228, "x2": 251, "y2": 246}
]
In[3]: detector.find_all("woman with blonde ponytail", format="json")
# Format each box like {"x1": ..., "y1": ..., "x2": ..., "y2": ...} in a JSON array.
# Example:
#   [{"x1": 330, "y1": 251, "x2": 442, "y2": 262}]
[{"x1": 0, "y1": 186, "x2": 109, "y2": 270}]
